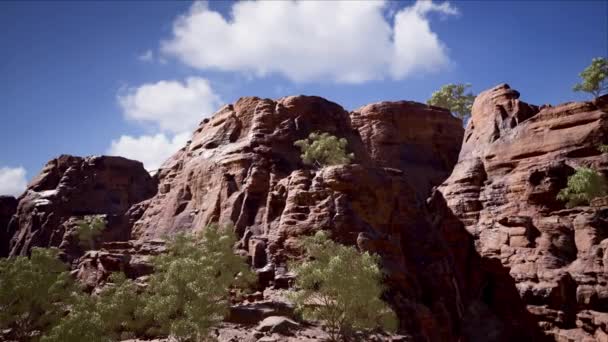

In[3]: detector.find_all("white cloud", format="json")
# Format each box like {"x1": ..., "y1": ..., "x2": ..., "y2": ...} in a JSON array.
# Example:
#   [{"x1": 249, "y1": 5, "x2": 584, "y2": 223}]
[
  {"x1": 107, "y1": 132, "x2": 190, "y2": 171},
  {"x1": 118, "y1": 77, "x2": 221, "y2": 133},
  {"x1": 161, "y1": 0, "x2": 458, "y2": 83},
  {"x1": 138, "y1": 49, "x2": 154, "y2": 62},
  {"x1": 0, "y1": 166, "x2": 27, "y2": 197}
]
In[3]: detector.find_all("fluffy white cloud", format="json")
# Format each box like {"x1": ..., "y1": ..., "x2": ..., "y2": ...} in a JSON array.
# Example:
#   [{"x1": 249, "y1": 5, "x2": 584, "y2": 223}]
[
  {"x1": 161, "y1": 0, "x2": 458, "y2": 83},
  {"x1": 0, "y1": 166, "x2": 27, "y2": 197},
  {"x1": 107, "y1": 132, "x2": 190, "y2": 171},
  {"x1": 118, "y1": 77, "x2": 221, "y2": 133}
]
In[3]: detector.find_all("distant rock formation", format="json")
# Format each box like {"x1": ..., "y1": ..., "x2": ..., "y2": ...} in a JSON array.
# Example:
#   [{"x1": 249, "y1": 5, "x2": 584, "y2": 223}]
[
  {"x1": 6, "y1": 155, "x2": 156, "y2": 262},
  {"x1": 439, "y1": 84, "x2": 608, "y2": 340},
  {"x1": 0, "y1": 196, "x2": 18, "y2": 257},
  {"x1": 5, "y1": 87, "x2": 605, "y2": 341}
]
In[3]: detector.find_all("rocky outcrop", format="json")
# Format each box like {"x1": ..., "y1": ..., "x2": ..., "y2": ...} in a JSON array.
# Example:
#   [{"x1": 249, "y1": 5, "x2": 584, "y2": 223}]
[
  {"x1": 7, "y1": 155, "x2": 157, "y2": 261},
  {"x1": 439, "y1": 84, "x2": 608, "y2": 339},
  {"x1": 0, "y1": 196, "x2": 18, "y2": 257},
  {"x1": 125, "y1": 95, "x2": 543, "y2": 341}
]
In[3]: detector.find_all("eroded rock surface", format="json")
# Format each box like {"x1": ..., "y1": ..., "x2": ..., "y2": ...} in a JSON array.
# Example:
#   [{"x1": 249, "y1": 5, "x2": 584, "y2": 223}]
[
  {"x1": 439, "y1": 84, "x2": 608, "y2": 339},
  {"x1": 7, "y1": 155, "x2": 156, "y2": 261}
]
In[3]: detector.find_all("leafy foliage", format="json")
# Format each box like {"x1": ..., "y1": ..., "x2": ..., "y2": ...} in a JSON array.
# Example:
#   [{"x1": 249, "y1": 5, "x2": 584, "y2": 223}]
[
  {"x1": 289, "y1": 231, "x2": 397, "y2": 341},
  {"x1": 75, "y1": 215, "x2": 106, "y2": 250},
  {"x1": 294, "y1": 132, "x2": 354, "y2": 168},
  {"x1": 598, "y1": 144, "x2": 608, "y2": 154},
  {"x1": 42, "y1": 273, "x2": 142, "y2": 342},
  {"x1": 140, "y1": 224, "x2": 254, "y2": 341},
  {"x1": 573, "y1": 57, "x2": 608, "y2": 98},
  {"x1": 557, "y1": 167, "x2": 608, "y2": 207},
  {"x1": 427, "y1": 83, "x2": 476, "y2": 121},
  {"x1": 0, "y1": 248, "x2": 79, "y2": 341}
]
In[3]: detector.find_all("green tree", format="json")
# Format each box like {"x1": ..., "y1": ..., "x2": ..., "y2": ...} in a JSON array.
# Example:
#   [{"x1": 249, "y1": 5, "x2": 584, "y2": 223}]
[
  {"x1": 140, "y1": 225, "x2": 254, "y2": 342},
  {"x1": 557, "y1": 167, "x2": 608, "y2": 207},
  {"x1": 598, "y1": 144, "x2": 608, "y2": 154},
  {"x1": 294, "y1": 132, "x2": 354, "y2": 168},
  {"x1": 289, "y1": 231, "x2": 397, "y2": 341},
  {"x1": 75, "y1": 215, "x2": 106, "y2": 250},
  {"x1": 573, "y1": 57, "x2": 608, "y2": 98},
  {"x1": 42, "y1": 273, "x2": 142, "y2": 342},
  {"x1": 427, "y1": 83, "x2": 476, "y2": 121},
  {"x1": 0, "y1": 248, "x2": 79, "y2": 341}
]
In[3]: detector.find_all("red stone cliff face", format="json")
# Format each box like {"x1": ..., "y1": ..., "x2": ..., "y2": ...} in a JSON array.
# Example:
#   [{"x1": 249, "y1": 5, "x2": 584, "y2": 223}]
[{"x1": 439, "y1": 84, "x2": 608, "y2": 341}]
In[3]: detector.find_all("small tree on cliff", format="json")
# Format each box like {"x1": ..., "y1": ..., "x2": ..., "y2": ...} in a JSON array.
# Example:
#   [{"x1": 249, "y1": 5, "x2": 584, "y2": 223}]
[
  {"x1": 289, "y1": 231, "x2": 397, "y2": 341},
  {"x1": 139, "y1": 224, "x2": 254, "y2": 341},
  {"x1": 427, "y1": 83, "x2": 476, "y2": 121},
  {"x1": 557, "y1": 167, "x2": 608, "y2": 207},
  {"x1": 0, "y1": 248, "x2": 80, "y2": 341},
  {"x1": 294, "y1": 132, "x2": 354, "y2": 168},
  {"x1": 75, "y1": 215, "x2": 106, "y2": 250},
  {"x1": 573, "y1": 57, "x2": 608, "y2": 98}
]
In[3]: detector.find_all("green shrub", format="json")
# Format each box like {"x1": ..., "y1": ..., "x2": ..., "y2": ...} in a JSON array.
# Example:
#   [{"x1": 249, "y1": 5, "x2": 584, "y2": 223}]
[
  {"x1": 140, "y1": 224, "x2": 254, "y2": 341},
  {"x1": 294, "y1": 132, "x2": 354, "y2": 168},
  {"x1": 573, "y1": 57, "x2": 608, "y2": 98},
  {"x1": 598, "y1": 144, "x2": 608, "y2": 153},
  {"x1": 75, "y1": 215, "x2": 106, "y2": 250},
  {"x1": 557, "y1": 167, "x2": 608, "y2": 207},
  {"x1": 42, "y1": 273, "x2": 142, "y2": 342},
  {"x1": 0, "y1": 248, "x2": 79, "y2": 341},
  {"x1": 427, "y1": 83, "x2": 476, "y2": 121},
  {"x1": 288, "y1": 231, "x2": 397, "y2": 341}
]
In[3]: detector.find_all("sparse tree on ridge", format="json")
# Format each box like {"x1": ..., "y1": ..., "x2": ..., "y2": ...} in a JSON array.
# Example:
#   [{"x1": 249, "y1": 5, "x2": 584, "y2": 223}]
[
  {"x1": 427, "y1": 83, "x2": 476, "y2": 122},
  {"x1": 294, "y1": 132, "x2": 354, "y2": 168},
  {"x1": 573, "y1": 57, "x2": 608, "y2": 99}
]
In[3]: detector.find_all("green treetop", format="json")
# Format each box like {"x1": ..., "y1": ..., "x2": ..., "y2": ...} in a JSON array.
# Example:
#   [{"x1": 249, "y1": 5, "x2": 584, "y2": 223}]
[
  {"x1": 427, "y1": 83, "x2": 476, "y2": 121},
  {"x1": 557, "y1": 167, "x2": 608, "y2": 207},
  {"x1": 289, "y1": 231, "x2": 397, "y2": 341},
  {"x1": 573, "y1": 57, "x2": 608, "y2": 98},
  {"x1": 294, "y1": 132, "x2": 354, "y2": 168}
]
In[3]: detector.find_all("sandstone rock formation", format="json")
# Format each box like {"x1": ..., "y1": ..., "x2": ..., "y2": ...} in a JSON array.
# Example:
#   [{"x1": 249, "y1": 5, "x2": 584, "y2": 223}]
[
  {"x1": 6, "y1": 155, "x2": 156, "y2": 262},
  {"x1": 439, "y1": 84, "x2": 608, "y2": 340},
  {"x1": 0, "y1": 196, "x2": 18, "y2": 257}
]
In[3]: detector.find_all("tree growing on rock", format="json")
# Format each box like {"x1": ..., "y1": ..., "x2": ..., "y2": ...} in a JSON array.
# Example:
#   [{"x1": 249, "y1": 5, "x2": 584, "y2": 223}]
[
  {"x1": 42, "y1": 273, "x2": 142, "y2": 342},
  {"x1": 139, "y1": 224, "x2": 254, "y2": 341},
  {"x1": 289, "y1": 231, "x2": 397, "y2": 341},
  {"x1": 0, "y1": 248, "x2": 80, "y2": 341},
  {"x1": 557, "y1": 167, "x2": 608, "y2": 207},
  {"x1": 427, "y1": 83, "x2": 476, "y2": 121},
  {"x1": 75, "y1": 215, "x2": 106, "y2": 250},
  {"x1": 294, "y1": 132, "x2": 354, "y2": 168},
  {"x1": 573, "y1": 57, "x2": 608, "y2": 98}
]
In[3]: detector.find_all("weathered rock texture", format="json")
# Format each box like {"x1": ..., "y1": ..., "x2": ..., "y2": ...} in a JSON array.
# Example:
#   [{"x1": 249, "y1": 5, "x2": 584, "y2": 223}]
[
  {"x1": 439, "y1": 84, "x2": 608, "y2": 340},
  {"x1": 0, "y1": 196, "x2": 18, "y2": 257},
  {"x1": 126, "y1": 95, "x2": 543, "y2": 341},
  {"x1": 6, "y1": 155, "x2": 156, "y2": 262}
]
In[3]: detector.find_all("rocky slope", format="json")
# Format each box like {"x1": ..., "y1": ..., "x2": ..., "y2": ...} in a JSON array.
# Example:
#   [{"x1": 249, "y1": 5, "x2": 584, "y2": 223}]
[
  {"x1": 439, "y1": 84, "x2": 608, "y2": 341},
  {"x1": 4, "y1": 86, "x2": 606, "y2": 341}
]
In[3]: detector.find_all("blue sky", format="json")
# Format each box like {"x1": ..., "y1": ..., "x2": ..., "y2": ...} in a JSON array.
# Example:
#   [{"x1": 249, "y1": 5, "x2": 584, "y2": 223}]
[{"x1": 0, "y1": 0, "x2": 606, "y2": 196}]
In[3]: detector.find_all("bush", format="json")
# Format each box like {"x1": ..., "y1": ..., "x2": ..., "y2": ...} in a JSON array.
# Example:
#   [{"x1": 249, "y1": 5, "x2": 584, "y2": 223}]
[
  {"x1": 139, "y1": 224, "x2": 254, "y2": 341},
  {"x1": 294, "y1": 132, "x2": 354, "y2": 168},
  {"x1": 598, "y1": 144, "x2": 608, "y2": 153},
  {"x1": 427, "y1": 83, "x2": 476, "y2": 121},
  {"x1": 0, "y1": 248, "x2": 79, "y2": 341},
  {"x1": 557, "y1": 167, "x2": 608, "y2": 207},
  {"x1": 42, "y1": 273, "x2": 142, "y2": 342},
  {"x1": 288, "y1": 231, "x2": 397, "y2": 341},
  {"x1": 573, "y1": 57, "x2": 608, "y2": 98},
  {"x1": 75, "y1": 215, "x2": 106, "y2": 250}
]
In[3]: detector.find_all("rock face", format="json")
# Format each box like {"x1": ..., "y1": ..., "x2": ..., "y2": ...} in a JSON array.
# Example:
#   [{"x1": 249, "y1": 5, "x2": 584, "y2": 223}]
[
  {"x1": 0, "y1": 196, "x2": 18, "y2": 257},
  {"x1": 439, "y1": 84, "x2": 608, "y2": 339},
  {"x1": 127, "y1": 95, "x2": 543, "y2": 341},
  {"x1": 7, "y1": 155, "x2": 157, "y2": 261}
]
